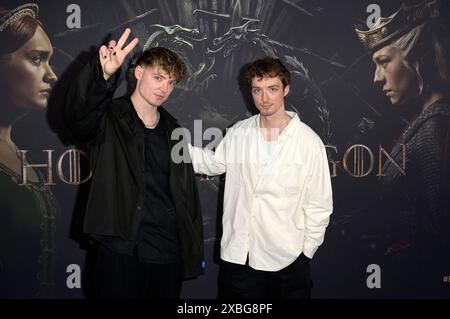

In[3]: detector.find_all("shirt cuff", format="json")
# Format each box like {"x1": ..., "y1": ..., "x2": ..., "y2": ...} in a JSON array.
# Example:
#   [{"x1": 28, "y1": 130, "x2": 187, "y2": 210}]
[{"x1": 302, "y1": 241, "x2": 318, "y2": 259}]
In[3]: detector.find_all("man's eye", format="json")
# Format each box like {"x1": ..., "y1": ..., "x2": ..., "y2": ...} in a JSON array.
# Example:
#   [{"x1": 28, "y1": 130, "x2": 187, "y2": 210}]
[
  {"x1": 154, "y1": 76, "x2": 161, "y2": 80},
  {"x1": 253, "y1": 89, "x2": 260, "y2": 94}
]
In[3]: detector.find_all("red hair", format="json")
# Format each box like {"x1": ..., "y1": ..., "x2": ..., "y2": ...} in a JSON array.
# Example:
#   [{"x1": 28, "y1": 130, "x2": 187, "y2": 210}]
[{"x1": 0, "y1": 6, "x2": 44, "y2": 58}]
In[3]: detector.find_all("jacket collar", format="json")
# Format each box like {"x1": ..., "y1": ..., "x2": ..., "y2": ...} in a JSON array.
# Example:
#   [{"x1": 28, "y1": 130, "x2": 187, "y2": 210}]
[{"x1": 114, "y1": 95, "x2": 179, "y2": 136}]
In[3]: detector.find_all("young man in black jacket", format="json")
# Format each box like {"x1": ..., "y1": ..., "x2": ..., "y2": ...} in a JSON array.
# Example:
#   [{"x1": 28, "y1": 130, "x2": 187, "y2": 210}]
[{"x1": 64, "y1": 28, "x2": 204, "y2": 299}]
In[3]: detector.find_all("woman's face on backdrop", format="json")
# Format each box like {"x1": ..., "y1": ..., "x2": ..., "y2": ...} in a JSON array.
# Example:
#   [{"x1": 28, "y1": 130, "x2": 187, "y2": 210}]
[
  {"x1": 372, "y1": 45, "x2": 420, "y2": 106},
  {"x1": 0, "y1": 26, "x2": 57, "y2": 110}
]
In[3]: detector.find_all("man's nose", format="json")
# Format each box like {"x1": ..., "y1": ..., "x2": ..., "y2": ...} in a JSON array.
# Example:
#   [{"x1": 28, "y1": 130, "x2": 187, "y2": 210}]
[
  {"x1": 161, "y1": 80, "x2": 170, "y2": 93},
  {"x1": 261, "y1": 91, "x2": 268, "y2": 102}
]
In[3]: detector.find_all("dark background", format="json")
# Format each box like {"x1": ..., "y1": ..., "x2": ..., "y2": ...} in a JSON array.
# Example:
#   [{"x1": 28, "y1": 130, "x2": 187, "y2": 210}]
[{"x1": 2, "y1": 0, "x2": 449, "y2": 298}]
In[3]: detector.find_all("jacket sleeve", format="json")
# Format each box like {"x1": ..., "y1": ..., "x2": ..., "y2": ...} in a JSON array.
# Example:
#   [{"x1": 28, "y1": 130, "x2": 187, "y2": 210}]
[
  {"x1": 63, "y1": 53, "x2": 120, "y2": 144},
  {"x1": 302, "y1": 136, "x2": 333, "y2": 259}
]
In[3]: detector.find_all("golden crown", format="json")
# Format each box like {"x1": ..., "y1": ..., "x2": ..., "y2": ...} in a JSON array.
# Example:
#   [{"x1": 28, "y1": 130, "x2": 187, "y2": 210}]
[
  {"x1": 0, "y1": 3, "x2": 39, "y2": 32},
  {"x1": 355, "y1": 0, "x2": 440, "y2": 51}
]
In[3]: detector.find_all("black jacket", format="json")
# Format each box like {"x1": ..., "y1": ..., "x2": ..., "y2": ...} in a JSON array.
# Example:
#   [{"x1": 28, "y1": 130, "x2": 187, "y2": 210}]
[{"x1": 63, "y1": 55, "x2": 204, "y2": 279}]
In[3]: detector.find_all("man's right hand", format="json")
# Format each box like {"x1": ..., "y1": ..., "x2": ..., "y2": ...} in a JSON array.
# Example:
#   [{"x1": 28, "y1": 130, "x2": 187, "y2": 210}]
[{"x1": 99, "y1": 28, "x2": 139, "y2": 80}]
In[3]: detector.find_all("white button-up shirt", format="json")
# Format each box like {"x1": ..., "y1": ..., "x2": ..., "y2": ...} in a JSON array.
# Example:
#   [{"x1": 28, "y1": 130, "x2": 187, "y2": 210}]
[{"x1": 189, "y1": 112, "x2": 333, "y2": 271}]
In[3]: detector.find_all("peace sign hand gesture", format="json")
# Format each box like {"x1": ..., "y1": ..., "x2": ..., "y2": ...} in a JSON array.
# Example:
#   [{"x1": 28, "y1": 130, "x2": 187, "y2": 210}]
[{"x1": 99, "y1": 28, "x2": 139, "y2": 80}]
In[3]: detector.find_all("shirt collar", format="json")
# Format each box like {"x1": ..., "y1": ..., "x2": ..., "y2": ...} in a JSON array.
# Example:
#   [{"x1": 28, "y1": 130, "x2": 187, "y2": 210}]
[{"x1": 254, "y1": 111, "x2": 301, "y2": 137}]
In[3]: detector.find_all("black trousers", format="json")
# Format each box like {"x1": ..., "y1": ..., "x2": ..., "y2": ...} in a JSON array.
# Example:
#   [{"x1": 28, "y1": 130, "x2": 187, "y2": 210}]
[
  {"x1": 219, "y1": 254, "x2": 312, "y2": 299},
  {"x1": 92, "y1": 245, "x2": 182, "y2": 299}
]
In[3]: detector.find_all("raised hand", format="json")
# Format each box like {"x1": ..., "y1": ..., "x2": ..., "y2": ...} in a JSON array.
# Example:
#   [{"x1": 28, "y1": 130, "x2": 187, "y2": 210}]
[{"x1": 99, "y1": 28, "x2": 139, "y2": 80}]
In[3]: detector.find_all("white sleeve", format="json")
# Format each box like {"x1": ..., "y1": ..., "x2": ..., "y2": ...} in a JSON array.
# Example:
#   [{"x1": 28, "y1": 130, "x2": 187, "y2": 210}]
[
  {"x1": 302, "y1": 138, "x2": 333, "y2": 259},
  {"x1": 188, "y1": 135, "x2": 227, "y2": 176}
]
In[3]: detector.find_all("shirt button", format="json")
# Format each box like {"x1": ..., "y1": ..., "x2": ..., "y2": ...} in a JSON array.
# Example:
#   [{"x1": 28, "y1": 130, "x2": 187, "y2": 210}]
[{"x1": 137, "y1": 206, "x2": 142, "y2": 211}]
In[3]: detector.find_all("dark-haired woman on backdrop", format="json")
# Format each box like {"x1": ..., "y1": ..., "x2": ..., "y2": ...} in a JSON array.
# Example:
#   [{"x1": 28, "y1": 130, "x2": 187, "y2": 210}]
[{"x1": 0, "y1": 3, "x2": 59, "y2": 298}]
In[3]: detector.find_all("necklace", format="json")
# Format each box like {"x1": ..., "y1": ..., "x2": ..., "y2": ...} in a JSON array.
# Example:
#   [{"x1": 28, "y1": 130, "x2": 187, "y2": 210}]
[{"x1": 144, "y1": 111, "x2": 160, "y2": 129}]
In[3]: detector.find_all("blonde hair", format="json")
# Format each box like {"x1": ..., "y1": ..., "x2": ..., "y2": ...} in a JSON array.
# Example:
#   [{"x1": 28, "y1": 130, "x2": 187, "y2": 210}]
[{"x1": 392, "y1": 23, "x2": 450, "y2": 96}]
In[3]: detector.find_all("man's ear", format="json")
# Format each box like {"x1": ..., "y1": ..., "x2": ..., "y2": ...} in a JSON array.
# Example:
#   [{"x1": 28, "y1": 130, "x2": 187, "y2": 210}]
[
  {"x1": 283, "y1": 84, "x2": 290, "y2": 97},
  {"x1": 135, "y1": 65, "x2": 143, "y2": 80}
]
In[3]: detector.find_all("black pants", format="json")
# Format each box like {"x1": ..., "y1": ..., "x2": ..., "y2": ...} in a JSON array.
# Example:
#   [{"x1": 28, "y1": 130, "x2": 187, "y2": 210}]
[
  {"x1": 92, "y1": 245, "x2": 182, "y2": 299},
  {"x1": 219, "y1": 254, "x2": 312, "y2": 299}
]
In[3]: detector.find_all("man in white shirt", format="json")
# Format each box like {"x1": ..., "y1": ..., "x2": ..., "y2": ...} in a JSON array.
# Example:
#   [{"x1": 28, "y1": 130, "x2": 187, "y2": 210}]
[{"x1": 188, "y1": 57, "x2": 333, "y2": 298}]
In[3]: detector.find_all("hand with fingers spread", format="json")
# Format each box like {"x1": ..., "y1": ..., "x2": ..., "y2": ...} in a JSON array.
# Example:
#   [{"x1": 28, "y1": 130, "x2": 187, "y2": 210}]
[{"x1": 99, "y1": 28, "x2": 139, "y2": 80}]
